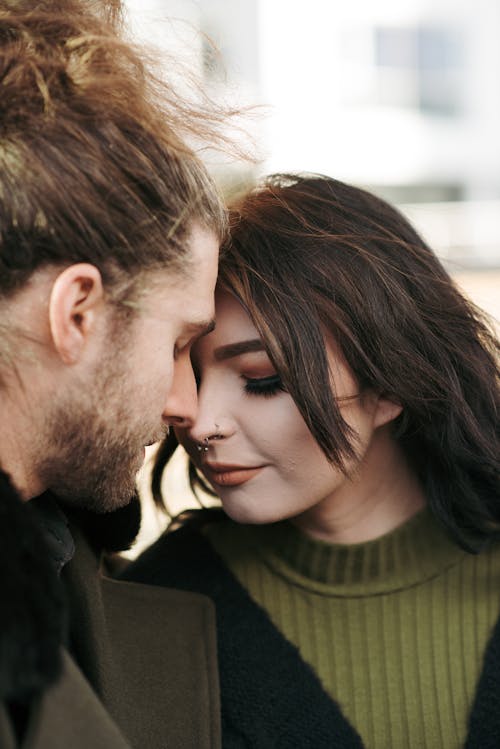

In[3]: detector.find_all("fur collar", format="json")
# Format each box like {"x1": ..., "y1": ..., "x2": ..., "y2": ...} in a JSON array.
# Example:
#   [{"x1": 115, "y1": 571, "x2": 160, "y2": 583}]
[
  {"x1": 0, "y1": 471, "x2": 141, "y2": 703},
  {"x1": 67, "y1": 494, "x2": 141, "y2": 554},
  {"x1": 0, "y1": 471, "x2": 65, "y2": 702}
]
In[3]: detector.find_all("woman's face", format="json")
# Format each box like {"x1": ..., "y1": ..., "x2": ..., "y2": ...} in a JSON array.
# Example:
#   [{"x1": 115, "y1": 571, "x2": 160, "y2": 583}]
[{"x1": 176, "y1": 288, "x2": 400, "y2": 527}]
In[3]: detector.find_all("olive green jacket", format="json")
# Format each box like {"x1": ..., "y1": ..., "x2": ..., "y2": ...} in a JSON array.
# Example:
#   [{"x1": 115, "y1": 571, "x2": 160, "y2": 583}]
[
  {"x1": 0, "y1": 652, "x2": 132, "y2": 749},
  {"x1": 62, "y1": 522, "x2": 221, "y2": 749}
]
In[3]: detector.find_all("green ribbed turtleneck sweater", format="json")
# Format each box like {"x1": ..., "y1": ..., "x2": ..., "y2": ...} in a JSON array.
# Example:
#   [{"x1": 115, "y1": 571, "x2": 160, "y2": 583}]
[{"x1": 205, "y1": 509, "x2": 500, "y2": 748}]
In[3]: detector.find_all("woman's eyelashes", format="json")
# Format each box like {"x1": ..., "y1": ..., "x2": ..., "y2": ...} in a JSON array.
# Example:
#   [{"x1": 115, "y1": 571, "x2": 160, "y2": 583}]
[{"x1": 242, "y1": 374, "x2": 285, "y2": 397}]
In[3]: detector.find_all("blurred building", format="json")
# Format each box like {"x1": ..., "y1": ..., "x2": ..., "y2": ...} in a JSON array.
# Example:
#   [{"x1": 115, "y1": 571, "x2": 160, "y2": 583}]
[{"x1": 124, "y1": 0, "x2": 500, "y2": 267}]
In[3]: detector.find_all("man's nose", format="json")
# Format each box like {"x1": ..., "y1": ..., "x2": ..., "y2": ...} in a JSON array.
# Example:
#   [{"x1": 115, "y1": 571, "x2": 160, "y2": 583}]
[{"x1": 162, "y1": 357, "x2": 198, "y2": 428}]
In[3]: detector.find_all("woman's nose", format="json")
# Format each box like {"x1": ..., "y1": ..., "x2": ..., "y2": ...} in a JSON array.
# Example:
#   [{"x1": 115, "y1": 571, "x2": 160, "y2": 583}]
[{"x1": 187, "y1": 381, "x2": 234, "y2": 446}]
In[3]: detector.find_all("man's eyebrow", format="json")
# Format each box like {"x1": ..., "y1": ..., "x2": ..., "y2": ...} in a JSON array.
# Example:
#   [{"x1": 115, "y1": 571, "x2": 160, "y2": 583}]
[
  {"x1": 189, "y1": 318, "x2": 216, "y2": 339},
  {"x1": 214, "y1": 339, "x2": 265, "y2": 361}
]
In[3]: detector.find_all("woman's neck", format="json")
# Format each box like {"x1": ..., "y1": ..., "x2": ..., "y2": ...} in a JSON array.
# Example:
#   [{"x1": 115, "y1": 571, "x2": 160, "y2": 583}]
[{"x1": 291, "y1": 426, "x2": 425, "y2": 544}]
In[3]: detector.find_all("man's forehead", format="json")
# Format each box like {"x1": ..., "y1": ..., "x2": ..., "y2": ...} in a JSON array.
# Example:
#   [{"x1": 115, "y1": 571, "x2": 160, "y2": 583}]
[
  {"x1": 132, "y1": 270, "x2": 213, "y2": 320},
  {"x1": 133, "y1": 263, "x2": 198, "y2": 298},
  {"x1": 127, "y1": 222, "x2": 219, "y2": 324}
]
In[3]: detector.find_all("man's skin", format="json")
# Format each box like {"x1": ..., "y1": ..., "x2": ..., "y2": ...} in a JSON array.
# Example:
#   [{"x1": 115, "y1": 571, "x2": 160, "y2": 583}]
[{"x1": 0, "y1": 222, "x2": 219, "y2": 508}]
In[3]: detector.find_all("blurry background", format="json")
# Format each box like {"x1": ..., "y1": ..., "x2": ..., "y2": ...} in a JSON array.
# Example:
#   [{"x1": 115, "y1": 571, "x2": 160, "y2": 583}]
[{"x1": 123, "y1": 0, "x2": 500, "y2": 555}]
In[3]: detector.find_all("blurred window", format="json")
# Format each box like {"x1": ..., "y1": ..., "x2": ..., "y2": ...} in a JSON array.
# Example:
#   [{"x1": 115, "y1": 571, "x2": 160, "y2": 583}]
[
  {"x1": 374, "y1": 25, "x2": 463, "y2": 115},
  {"x1": 342, "y1": 24, "x2": 463, "y2": 115}
]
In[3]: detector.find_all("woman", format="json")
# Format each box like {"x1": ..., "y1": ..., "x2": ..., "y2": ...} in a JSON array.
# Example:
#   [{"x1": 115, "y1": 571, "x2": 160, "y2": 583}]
[{"x1": 124, "y1": 174, "x2": 500, "y2": 748}]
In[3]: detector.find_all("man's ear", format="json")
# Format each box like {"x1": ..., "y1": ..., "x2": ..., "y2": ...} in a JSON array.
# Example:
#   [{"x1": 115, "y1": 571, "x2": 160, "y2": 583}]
[
  {"x1": 49, "y1": 264, "x2": 105, "y2": 364},
  {"x1": 373, "y1": 394, "x2": 403, "y2": 429}
]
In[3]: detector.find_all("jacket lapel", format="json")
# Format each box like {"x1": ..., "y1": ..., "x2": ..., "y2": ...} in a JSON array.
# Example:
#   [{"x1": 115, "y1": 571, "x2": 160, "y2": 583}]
[
  {"x1": 63, "y1": 522, "x2": 220, "y2": 749},
  {"x1": 23, "y1": 652, "x2": 132, "y2": 749}
]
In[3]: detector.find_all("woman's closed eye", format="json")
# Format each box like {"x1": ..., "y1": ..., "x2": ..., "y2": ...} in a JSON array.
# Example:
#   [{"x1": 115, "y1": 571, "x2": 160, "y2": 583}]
[{"x1": 242, "y1": 374, "x2": 285, "y2": 397}]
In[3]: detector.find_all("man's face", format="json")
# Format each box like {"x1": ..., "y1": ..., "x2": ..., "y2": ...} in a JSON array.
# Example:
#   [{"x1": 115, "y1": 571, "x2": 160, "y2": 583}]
[{"x1": 39, "y1": 223, "x2": 219, "y2": 512}]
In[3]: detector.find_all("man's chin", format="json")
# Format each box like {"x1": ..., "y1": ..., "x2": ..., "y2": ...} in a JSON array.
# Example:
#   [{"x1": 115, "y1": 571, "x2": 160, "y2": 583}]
[{"x1": 52, "y1": 478, "x2": 138, "y2": 515}]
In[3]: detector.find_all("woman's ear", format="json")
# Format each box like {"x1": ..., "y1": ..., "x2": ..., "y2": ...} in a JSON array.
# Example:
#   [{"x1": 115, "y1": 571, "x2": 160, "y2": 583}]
[
  {"x1": 48, "y1": 264, "x2": 104, "y2": 364},
  {"x1": 373, "y1": 394, "x2": 403, "y2": 428}
]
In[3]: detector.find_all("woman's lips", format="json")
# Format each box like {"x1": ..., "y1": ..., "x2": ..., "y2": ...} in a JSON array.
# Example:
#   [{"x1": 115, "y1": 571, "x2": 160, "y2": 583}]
[{"x1": 203, "y1": 462, "x2": 264, "y2": 487}]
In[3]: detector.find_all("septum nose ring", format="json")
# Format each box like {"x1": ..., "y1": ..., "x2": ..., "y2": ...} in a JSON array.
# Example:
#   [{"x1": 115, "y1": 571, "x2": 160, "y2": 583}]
[
  {"x1": 196, "y1": 425, "x2": 222, "y2": 452},
  {"x1": 196, "y1": 438, "x2": 209, "y2": 453}
]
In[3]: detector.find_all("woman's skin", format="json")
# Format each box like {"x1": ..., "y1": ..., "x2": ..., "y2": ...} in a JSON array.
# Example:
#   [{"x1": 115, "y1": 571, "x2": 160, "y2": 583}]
[{"x1": 176, "y1": 289, "x2": 426, "y2": 544}]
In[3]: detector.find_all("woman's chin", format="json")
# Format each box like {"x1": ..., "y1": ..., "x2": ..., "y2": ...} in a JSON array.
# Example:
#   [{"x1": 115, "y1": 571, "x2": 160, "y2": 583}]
[{"x1": 221, "y1": 499, "x2": 287, "y2": 526}]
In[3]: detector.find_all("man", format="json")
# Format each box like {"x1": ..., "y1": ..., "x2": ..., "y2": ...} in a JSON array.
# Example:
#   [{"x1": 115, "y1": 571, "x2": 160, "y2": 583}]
[{"x1": 0, "y1": 1, "x2": 224, "y2": 746}]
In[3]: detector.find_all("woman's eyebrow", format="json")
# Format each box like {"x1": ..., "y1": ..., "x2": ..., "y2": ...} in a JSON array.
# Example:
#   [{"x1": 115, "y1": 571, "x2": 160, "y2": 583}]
[{"x1": 214, "y1": 339, "x2": 265, "y2": 361}]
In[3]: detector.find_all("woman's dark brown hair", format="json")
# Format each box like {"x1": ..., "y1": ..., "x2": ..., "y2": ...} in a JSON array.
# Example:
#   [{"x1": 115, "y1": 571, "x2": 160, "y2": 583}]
[{"x1": 154, "y1": 173, "x2": 500, "y2": 551}]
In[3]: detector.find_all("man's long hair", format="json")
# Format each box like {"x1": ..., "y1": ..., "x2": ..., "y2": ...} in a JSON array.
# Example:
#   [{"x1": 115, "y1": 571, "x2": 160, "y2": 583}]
[{"x1": 0, "y1": 0, "x2": 227, "y2": 300}]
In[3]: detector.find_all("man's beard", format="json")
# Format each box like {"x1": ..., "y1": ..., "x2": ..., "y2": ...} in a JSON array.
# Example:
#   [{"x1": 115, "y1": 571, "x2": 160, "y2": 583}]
[
  {"x1": 37, "y1": 363, "x2": 165, "y2": 514},
  {"x1": 40, "y1": 407, "x2": 143, "y2": 513}
]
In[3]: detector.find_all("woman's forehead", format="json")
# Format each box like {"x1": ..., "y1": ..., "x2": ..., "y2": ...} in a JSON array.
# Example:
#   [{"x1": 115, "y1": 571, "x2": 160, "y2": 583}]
[{"x1": 192, "y1": 288, "x2": 262, "y2": 360}]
